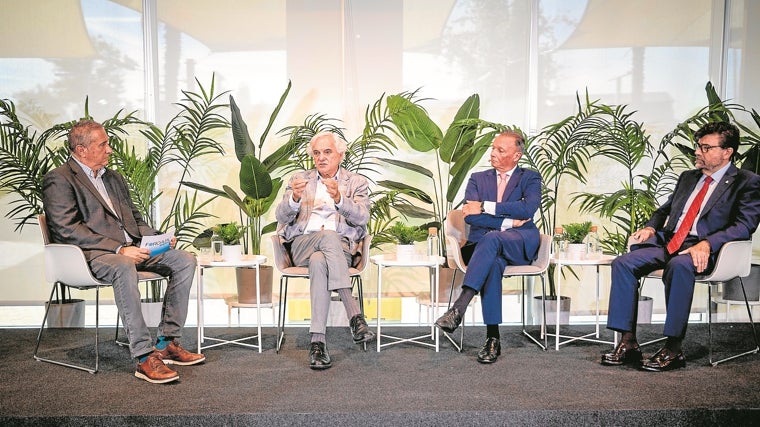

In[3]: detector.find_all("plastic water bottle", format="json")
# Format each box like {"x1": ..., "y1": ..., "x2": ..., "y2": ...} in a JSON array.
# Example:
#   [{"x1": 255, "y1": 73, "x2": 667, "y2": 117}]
[
  {"x1": 427, "y1": 226, "x2": 440, "y2": 258},
  {"x1": 552, "y1": 226, "x2": 565, "y2": 259},
  {"x1": 585, "y1": 225, "x2": 601, "y2": 258}
]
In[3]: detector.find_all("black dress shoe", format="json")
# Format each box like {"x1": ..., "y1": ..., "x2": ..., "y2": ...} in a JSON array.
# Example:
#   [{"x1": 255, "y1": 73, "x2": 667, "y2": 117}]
[
  {"x1": 477, "y1": 337, "x2": 501, "y2": 364},
  {"x1": 435, "y1": 308, "x2": 462, "y2": 333},
  {"x1": 640, "y1": 347, "x2": 686, "y2": 372},
  {"x1": 349, "y1": 314, "x2": 375, "y2": 344},
  {"x1": 308, "y1": 342, "x2": 332, "y2": 370},
  {"x1": 601, "y1": 342, "x2": 643, "y2": 366}
]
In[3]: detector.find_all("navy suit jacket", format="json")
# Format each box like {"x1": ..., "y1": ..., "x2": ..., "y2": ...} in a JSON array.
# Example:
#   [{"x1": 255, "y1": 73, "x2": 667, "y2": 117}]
[
  {"x1": 642, "y1": 164, "x2": 760, "y2": 254},
  {"x1": 463, "y1": 166, "x2": 542, "y2": 261},
  {"x1": 42, "y1": 158, "x2": 159, "y2": 262}
]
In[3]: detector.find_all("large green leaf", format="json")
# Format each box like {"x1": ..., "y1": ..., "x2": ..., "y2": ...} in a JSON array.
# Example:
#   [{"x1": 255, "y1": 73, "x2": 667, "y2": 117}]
[
  {"x1": 376, "y1": 180, "x2": 433, "y2": 204},
  {"x1": 230, "y1": 95, "x2": 256, "y2": 161},
  {"x1": 440, "y1": 94, "x2": 480, "y2": 162},
  {"x1": 387, "y1": 95, "x2": 442, "y2": 152},
  {"x1": 380, "y1": 157, "x2": 434, "y2": 178},
  {"x1": 239, "y1": 155, "x2": 273, "y2": 199}
]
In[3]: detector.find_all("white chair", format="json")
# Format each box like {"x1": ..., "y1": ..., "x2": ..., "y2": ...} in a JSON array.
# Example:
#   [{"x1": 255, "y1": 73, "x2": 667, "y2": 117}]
[
  {"x1": 506, "y1": 233, "x2": 552, "y2": 351},
  {"x1": 34, "y1": 214, "x2": 166, "y2": 373},
  {"x1": 270, "y1": 234, "x2": 371, "y2": 353},
  {"x1": 635, "y1": 239, "x2": 759, "y2": 366},
  {"x1": 441, "y1": 209, "x2": 473, "y2": 351},
  {"x1": 444, "y1": 209, "x2": 551, "y2": 351}
]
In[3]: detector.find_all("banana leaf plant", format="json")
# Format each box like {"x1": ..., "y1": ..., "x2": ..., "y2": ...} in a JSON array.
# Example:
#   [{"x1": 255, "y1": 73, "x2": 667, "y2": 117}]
[
  {"x1": 380, "y1": 91, "x2": 484, "y2": 257},
  {"x1": 185, "y1": 81, "x2": 298, "y2": 255}
]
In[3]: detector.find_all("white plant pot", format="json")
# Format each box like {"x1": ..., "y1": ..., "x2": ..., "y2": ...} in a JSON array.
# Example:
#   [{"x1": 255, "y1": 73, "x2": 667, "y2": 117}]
[
  {"x1": 221, "y1": 244, "x2": 242, "y2": 262},
  {"x1": 395, "y1": 244, "x2": 417, "y2": 260},
  {"x1": 565, "y1": 243, "x2": 587, "y2": 260}
]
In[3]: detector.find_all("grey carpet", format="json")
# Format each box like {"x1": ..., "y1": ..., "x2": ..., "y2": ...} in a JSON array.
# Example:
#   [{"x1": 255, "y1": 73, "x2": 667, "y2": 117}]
[{"x1": 1, "y1": 323, "x2": 759, "y2": 426}]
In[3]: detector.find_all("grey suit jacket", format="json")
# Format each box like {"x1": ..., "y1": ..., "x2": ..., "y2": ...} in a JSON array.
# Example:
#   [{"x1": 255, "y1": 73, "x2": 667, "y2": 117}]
[
  {"x1": 42, "y1": 158, "x2": 159, "y2": 262},
  {"x1": 274, "y1": 167, "x2": 369, "y2": 255}
]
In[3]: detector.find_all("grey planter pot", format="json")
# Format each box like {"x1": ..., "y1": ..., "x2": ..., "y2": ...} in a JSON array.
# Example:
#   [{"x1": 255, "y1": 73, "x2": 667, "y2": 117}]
[
  {"x1": 45, "y1": 299, "x2": 86, "y2": 328},
  {"x1": 532, "y1": 295, "x2": 571, "y2": 325},
  {"x1": 637, "y1": 295, "x2": 654, "y2": 324},
  {"x1": 140, "y1": 300, "x2": 163, "y2": 327},
  {"x1": 722, "y1": 264, "x2": 760, "y2": 301}
]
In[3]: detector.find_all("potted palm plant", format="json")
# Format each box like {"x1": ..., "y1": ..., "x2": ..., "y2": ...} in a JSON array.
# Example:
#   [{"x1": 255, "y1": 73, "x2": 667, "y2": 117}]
[
  {"x1": 185, "y1": 82, "x2": 299, "y2": 305},
  {"x1": 0, "y1": 76, "x2": 227, "y2": 327}
]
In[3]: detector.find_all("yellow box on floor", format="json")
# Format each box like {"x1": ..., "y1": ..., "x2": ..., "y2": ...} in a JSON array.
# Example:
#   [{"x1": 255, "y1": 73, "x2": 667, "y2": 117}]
[{"x1": 287, "y1": 297, "x2": 402, "y2": 322}]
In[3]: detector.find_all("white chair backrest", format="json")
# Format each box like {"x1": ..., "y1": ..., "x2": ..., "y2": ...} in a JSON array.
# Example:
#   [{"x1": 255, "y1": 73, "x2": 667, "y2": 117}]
[
  {"x1": 38, "y1": 214, "x2": 103, "y2": 287},
  {"x1": 352, "y1": 234, "x2": 372, "y2": 274},
  {"x1": 699, "y1": 240, "x2": 753, "y2": 282},
  {"x1": 445, "y1": 210, "x2": 468, "y2": 272},
  {"x1": 270, "y1": 234, "x2": 292, "y2": 272},
  {"x1": 445, "y1": 210, "x2": 468, "y2": 249},
  {"x1": 533, "y1": 234, "x2": 552, "y2": 269}
]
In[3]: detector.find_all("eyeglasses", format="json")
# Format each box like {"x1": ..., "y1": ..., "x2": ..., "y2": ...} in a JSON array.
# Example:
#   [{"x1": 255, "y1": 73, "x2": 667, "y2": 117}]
[{"x1": 695, "y1": 144, "x2": 725, "y2": 153}]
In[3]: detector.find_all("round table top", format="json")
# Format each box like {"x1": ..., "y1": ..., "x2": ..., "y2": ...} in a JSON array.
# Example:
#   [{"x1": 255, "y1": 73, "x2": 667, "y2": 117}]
[
  {"x1": 550, "y1": 254, "x2": 616, "y2": 266},
  {"x1": 199, "y1": 255, "x2": 267, "y2": 268},
  {"x1": 370, "y1": 254, "x2": 445, "y2": 267}
]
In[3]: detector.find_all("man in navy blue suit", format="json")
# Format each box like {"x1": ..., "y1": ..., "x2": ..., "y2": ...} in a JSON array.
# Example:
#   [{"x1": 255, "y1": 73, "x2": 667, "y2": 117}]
[
  {"x1": 602, "y1": 121, "x2": 760, "y2": 371},
  {"x1": 435, "y1": 131, "x2": 541, "y2": 363}
]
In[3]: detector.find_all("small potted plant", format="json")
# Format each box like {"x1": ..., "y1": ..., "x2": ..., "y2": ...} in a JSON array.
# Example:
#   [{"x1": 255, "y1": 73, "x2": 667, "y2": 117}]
[
  {"x1": 387, "y1": 221, "x2": 428, "y2": 259},
  {"x1": 214, "y1": 222, "x2": 247, "y2": 262},
  {"x1": 562, "y1": 221, "x2": 592, "y2": 260}
]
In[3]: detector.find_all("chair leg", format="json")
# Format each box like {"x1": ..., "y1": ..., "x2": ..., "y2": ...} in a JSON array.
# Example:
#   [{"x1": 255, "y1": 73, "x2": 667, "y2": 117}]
[
  {"x1": 34, "y1": 284, "x2": 100, "y2": 374},
  {"x1": 522, "y1": 275, "x2": 548, "y2": 351},
  {"x1": 353, "y1": 276, "x2": 367, "y2": 352},
  {"x1": 708, "y1": 278, "x2": 760, "y2": 366},
  {"x1": 276, "y1": 276, "x2": 289, "y2": 353}
]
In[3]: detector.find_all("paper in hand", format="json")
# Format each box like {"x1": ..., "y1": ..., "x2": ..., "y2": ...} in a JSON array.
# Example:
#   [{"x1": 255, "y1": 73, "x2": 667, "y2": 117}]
[{"x1": 140, "y1": 230, "x2": 174, "y2": 257}]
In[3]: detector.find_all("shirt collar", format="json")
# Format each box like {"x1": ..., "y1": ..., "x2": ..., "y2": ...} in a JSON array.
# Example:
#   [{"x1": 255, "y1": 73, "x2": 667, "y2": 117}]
[{"x1": 72, "y1": 156, "x2": 105, "y2": 179}]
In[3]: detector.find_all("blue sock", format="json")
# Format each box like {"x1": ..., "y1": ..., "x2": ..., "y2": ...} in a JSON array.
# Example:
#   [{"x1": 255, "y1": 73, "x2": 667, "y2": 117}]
[
  {"x1": 137, "y1": 353, "x2": 150, "y2": 363},
  {"x1": 155, "y1": 336, "x2": 172, "y2": 350}
]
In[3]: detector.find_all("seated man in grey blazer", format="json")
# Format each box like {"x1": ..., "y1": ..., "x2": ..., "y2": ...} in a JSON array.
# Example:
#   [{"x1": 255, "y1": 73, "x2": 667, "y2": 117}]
[
  {"x1": 42, "y1": 120, "x2": 204, "y2": 384},
  {"x1": 275, "y1": 131, "x2": 374, "y2": 369}
]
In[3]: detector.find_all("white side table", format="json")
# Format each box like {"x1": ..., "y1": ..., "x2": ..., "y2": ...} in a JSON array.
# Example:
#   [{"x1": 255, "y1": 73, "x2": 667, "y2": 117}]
[
  {"x1": 370, "y1": 254, "x2": 445, "y2": 352},
  {"x1": 547, "y1": 254, "x2": 616, "y2": 350},
  {"x1": 196, "y1": 255, "x2": 267, "y2": 353}
]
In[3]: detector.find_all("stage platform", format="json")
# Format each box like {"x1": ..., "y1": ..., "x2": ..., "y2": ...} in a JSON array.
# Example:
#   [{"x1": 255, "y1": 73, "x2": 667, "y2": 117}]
[{"x1": 1, "y1": 323, "x2": 758, "y2": 426}]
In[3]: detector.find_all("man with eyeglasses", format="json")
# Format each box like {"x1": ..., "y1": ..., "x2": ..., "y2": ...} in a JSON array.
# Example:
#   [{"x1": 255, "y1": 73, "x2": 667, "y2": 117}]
[
  {"x1": 274, "y1": 131, "x2": 374, "y2": 369},
  {"x1": 602, "y1": 121, "x2": 760, "y2": 371}
]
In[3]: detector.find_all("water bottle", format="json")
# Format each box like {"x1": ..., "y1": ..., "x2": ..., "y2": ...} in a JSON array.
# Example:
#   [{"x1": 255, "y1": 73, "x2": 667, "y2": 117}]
[
  {"x1": 585, "y1": 225, "x2": 601, "y2": 258},
  {"x1": 427, "y1": 226, "x2": 440, "y2": 258},
  {"x1": 552, "y1": 226, "x2": 565, "y2": 259},
  {"x1": 211, "y1": 230, "x2": 223, "y2": 261}
]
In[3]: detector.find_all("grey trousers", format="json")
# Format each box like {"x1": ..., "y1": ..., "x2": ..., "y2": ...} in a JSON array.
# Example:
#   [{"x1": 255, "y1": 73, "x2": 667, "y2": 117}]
[
  {"x1": 290, "y1": 231, "x2": 353, "y2": 335},
  {"x1": 89, "y1": 248, "x2": 197, "y2": 359}
]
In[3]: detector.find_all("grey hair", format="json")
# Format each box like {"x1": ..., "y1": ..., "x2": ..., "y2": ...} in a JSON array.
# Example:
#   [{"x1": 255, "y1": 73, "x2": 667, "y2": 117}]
[{"x1": 309, "y1": 131, "x2": 347, "y2": 155}]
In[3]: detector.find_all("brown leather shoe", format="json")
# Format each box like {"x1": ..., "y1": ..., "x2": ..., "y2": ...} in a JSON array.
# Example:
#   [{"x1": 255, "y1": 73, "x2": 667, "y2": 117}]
[
  {"x1": 601, "y1": 341, "x2": 642, "y2": 366},
  {"x1": 155, "y1": 340, "x2": 206, "y2": 366},
  {"x1": 135, "y1": 352, "x2": 179, "y2": 384}
]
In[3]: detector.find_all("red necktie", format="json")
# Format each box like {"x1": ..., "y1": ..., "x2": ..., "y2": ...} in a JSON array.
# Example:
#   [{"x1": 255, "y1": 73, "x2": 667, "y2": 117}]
[
  {"x1": 496, "y1": 172, "x2": 508, "y2": 203},
  {"x1": 666, "y1": 176, "x2": 713, "y2": 254}
]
